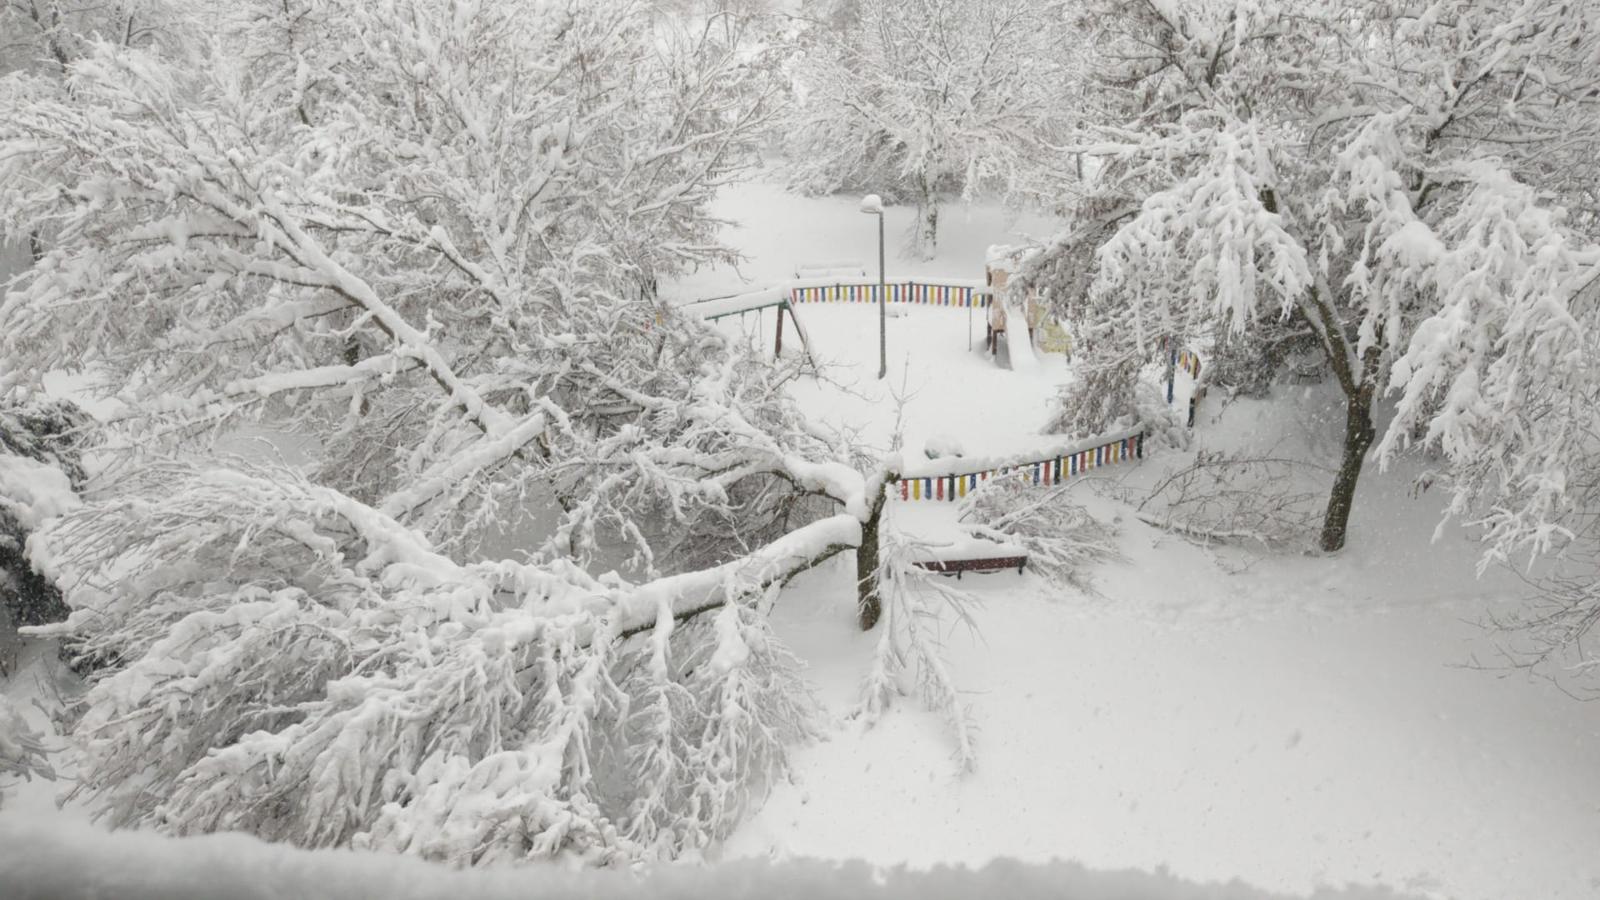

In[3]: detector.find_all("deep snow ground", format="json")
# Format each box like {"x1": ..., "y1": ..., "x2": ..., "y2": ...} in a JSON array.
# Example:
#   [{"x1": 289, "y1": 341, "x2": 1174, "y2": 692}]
[
  {"x1": 672, "y1": 186, "x2": 1600, "y2": 900},
  {"x1": 728, "y1": 445, "x2": 1600, "y2": 900},
  {"x1": 715, "y1": 303, "x2": 1071, "y2": 457}
]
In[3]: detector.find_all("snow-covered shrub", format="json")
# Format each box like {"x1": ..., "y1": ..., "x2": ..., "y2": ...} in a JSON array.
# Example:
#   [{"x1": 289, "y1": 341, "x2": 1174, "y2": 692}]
[
  {"x1": 1136, "y1": 452, "x2": 1326, "y2": 550},
  {"x1": 959, "y1": 476, "x2": 1121, "y2": 592},
  {"x1": 1042, "y1": 351, "x2": 1183, "y2": 454},
  {"x1": 33, "y1": 461, "x2": 831, "y2": 862},
  {"x1": 857, "y1": 530, "x2": 978, "y2": 773},
  {"x1": 0, "y1": 400, "x2": 89, "y2": 629},
  {"x1": 1042, "y1": 352, "x2": 1139, "y2": 439}
]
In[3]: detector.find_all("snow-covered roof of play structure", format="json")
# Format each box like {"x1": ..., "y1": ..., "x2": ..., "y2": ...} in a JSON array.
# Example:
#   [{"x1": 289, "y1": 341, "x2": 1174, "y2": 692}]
[
  {"x1": 679, "y1": 284, "x2": 794, "y2": 320},
  {"x1": 984, "y1": 243, "x2": 1042, "y2": 273}
]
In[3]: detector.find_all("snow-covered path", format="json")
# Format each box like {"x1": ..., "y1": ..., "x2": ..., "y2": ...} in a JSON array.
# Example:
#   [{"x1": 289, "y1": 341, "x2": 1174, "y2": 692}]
[{"x1": 727, "y1": 465, "x2": 1600, "y2": 900}]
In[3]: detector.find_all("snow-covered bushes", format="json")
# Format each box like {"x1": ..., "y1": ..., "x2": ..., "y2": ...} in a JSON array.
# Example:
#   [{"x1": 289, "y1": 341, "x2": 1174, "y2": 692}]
[
  {"x1": 1135, "y1": 452, "x2": 1326, "y2": 550},
  {"x1": 959, "y1": 476, "x2": 1121, "y2": 591},
  {"x1": 1043, "y1": 354, "x2": 1183, "y2": 455},
  {"x1": 1201, "y1": 319, "x2": 1326, "y2": 402}
]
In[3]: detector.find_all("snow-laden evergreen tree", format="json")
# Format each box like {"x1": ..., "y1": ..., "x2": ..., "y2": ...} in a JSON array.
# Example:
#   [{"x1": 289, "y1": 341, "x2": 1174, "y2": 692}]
[
  {"x1": 1020, "y1": 0, "x2": 1600, "y2": 552},
  {"x1": 783, "y1": 0, "x2": 1081, "y2": 258},
  {"x1": 0, "y1": 0, "x2": 932, "y2": 862}
]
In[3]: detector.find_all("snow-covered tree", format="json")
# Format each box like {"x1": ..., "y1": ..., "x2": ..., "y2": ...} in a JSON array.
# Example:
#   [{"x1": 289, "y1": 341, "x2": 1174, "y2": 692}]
[
  {"x1": 0, "y1": 0, "x2": 913, "y2": 861},
  {"x1": 784, "y1": 0, "x2": 1080, "y2": 258},
  {"x1": 1022, "y1": 0, "x2": 1600, "y2": 553},
  {"x1": 0, "y1": 0, "x2": 808, "y2": 565},
  {"x1": 29, "y1": 460, "x2": 858, "y2": 860},
  {"x1": 1, "y1": 0, "x2": 178, "y2": 77}
]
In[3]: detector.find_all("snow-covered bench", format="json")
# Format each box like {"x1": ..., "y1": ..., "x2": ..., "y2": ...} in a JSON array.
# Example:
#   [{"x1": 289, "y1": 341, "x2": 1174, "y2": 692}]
[
  {"x1": 914, "y1": 555, "x2": 1028, "y2": 577},
  {"x1": 910, "y1": 534, "x2": 1028, "y2": 579}
]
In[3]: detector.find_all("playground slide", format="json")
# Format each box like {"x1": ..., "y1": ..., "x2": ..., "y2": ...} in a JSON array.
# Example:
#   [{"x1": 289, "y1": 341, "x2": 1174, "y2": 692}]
[{"x1": 1004, "y1": 309, "x2": 1039, "y2": 372}]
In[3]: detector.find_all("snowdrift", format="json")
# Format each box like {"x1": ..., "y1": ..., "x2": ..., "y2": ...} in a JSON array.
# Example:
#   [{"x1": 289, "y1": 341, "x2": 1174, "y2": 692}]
[{"x1": 0, "y1": 812, "x2": 1426, "y2": 900}]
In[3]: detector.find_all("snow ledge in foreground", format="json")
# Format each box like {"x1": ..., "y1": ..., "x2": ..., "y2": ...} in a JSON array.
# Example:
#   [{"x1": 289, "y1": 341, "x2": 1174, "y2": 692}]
[{"x1": 0, "y1": 811, "x2": 1428, "y2": 900}]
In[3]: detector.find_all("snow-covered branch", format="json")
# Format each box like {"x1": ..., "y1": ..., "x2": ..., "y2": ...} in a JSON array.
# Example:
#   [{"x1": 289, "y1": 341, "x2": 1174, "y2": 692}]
[{"x1": 28, "y1": 459, "x2": 861, "y2": 861}]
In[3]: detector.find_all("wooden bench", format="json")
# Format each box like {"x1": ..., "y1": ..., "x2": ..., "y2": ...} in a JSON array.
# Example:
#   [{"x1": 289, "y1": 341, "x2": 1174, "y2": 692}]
[{"x1": 913, "y1": 555, "x2": 1028, "y2": 578}]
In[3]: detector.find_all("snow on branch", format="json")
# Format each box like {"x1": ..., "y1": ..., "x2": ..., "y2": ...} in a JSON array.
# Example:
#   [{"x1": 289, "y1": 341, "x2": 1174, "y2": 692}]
[
  {"x1": 959, "y1": 475, "x2": 1122, "y2": 591},
  {"x1": 1134, "y1": 451, "x2": 1327, "y2": 550},
  {"x1": 857, "y1": 529, "x2": 979, "y2": 774},
  {"x1": 0, "y1": 0, "x2": 795, "y2": 563},
  {"x1": 1094, "y1": 117, "x2": 1312, "y2": 340},
  {"x1": 1377, "y1": 157, "x2": 1600, "y2": 563},
  {"x1": 25, "y1": 459, "x2": 850, "y2": 862}
]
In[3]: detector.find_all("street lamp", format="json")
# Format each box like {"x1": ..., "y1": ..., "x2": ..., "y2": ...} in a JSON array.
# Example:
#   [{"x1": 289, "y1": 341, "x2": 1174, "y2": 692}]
[{"x1": 860, "y1": 194, "x2": 887, "y2": 379}]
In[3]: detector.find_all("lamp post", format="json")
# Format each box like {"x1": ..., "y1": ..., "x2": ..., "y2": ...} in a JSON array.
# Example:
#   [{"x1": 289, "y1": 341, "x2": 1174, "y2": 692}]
[{"x1": 860, "y1": 194, "x2": 886, "y2": 379}]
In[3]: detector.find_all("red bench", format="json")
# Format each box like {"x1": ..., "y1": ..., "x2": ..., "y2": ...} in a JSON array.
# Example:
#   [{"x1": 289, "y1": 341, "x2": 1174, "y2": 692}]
[{"x1": 913, "y1": 555, "x2": 1028, "y2": 578}]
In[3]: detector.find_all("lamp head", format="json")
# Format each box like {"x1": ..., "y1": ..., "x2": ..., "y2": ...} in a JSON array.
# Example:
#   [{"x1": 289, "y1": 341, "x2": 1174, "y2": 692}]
[{"x1": 859, "y1": 194, "x2": 884, "y2": 215}]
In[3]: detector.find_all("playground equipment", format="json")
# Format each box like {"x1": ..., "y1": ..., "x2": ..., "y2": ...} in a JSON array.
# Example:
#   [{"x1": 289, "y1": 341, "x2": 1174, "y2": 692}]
[
  {"x1": 683, "y1": 278, "x2": 1164, "y2": 579},
  {"x1": 984, "y1": 245, "x2": 1044, "y2": 371},
  {"x1": 683, "y1": 285, "x2": 815, "y2": 362},
  {"x1": 683, "y1": 276, "x2": 994, "y2": 360}
]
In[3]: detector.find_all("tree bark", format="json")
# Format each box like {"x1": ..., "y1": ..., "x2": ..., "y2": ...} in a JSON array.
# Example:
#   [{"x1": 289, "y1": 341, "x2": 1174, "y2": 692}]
[
  {"x1": 915, "y1": 175, "x2": 938, "y2": 261},
  {"x1": 856, "y1": 480, "x2": 890, "y2": 630},
  {"x1": 1318, "y1": 383, "x2": 1375, "y2": 552}
]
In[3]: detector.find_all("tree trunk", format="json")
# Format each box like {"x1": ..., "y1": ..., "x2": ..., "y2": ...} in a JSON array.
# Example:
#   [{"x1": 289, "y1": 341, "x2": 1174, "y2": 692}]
[
  {"x1": 915, "y1": 177, "x2": 938, "y2": 261},
  {"x1": 856, "y1": 480, "x2": 890, "y2": 630},
  {"x1": 1318, "y1": 385, "x2": 1375, "y2": 552}
]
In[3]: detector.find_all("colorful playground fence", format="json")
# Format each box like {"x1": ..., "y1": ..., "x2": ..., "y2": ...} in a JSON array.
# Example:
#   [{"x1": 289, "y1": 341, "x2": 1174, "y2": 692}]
[
  {"x1": 894, "y1": 428, "x2": 1146, "y2": 502},
  {"x1": 790, "y1": 281, "x2": 989, "y2": 308},
  {"x1": 1174, "y1": 348, "x2": 1201, "y2": 379},
  {"x1": 1156, "y1": 336, "x2": 1203, "y2": 380}
]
